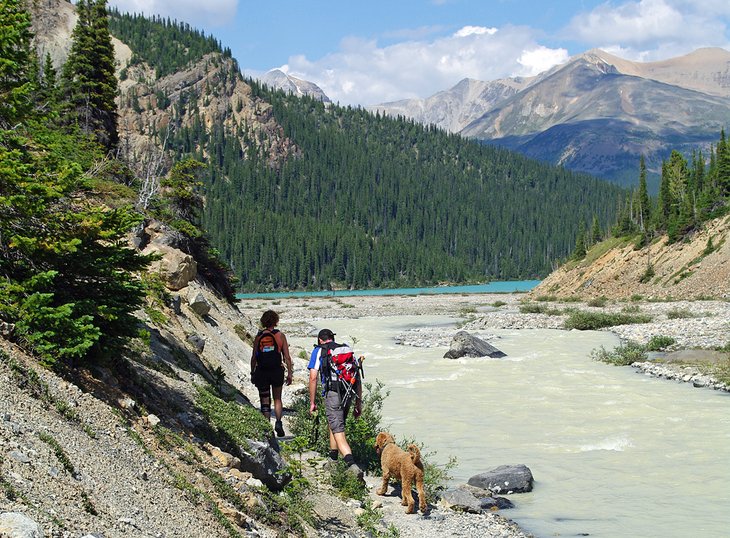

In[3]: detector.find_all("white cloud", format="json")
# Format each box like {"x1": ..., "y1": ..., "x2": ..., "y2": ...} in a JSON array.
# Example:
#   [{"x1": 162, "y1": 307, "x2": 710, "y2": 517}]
[
  {"x1": 279, "y1": 25, "x2": 568, "y2": 106},
  {"x1": 108, "y1": 0, "x2": 237, "y2": 27},
  {"x1": 454, "y1": 26, "x2": 498, "y2": 38},
  {"x1": 565, "y1": 0, "x2": 730, "y2": 61}
]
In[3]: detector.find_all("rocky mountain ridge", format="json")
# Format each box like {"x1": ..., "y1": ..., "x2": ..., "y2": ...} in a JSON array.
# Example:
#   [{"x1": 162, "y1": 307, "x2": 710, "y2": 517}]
[
  {"x1": 259, "y1": 69, "x2": 331, "y2": 103},
  {"x1": 375, "y1": 47, "x2": 730, "y2": 186}
]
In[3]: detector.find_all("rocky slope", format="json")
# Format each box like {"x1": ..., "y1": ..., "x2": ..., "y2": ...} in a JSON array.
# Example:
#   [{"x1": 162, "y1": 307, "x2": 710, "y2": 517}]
[{"x1": 532, "y1": 215, "x2": 730, "y2": 300}]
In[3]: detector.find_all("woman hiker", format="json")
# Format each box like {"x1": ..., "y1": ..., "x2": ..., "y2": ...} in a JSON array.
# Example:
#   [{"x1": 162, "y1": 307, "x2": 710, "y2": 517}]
[{"x1": 250, "y1": 310, "x2": 293, "y2": 437}]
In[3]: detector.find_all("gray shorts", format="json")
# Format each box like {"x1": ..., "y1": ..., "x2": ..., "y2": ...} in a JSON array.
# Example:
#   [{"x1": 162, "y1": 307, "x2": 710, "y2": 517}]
[{"x1": 324, "y1": 390, "x2": 351, "y2": 434}]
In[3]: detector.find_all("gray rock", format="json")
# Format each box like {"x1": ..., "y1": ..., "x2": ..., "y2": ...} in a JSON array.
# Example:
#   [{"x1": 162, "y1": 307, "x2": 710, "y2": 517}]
[
  {"x1": 444, "y1": 331, "x2": 506, "y2": 359},
  {"x1": 467, "y1": 464, "x2": 534, "y2": 494},
  {"x1": 0, "y1": 512, "x2": 45, "y2": 537},
  {"x1": 143, "y1": 243, "x2": 197, "y2": 291},
  {"x1": 186, "y1": 334, "x2": 206, "y2": 352},
  {"x1": 440, "y1": 485, "x2": 514, "y2": 513},
  {"x1": 8, "y1": 451, "x2": 31, "y2": 464},
  {"x1": 239, "y1": 439, "x2": 291, "y2": 491},
  {"x1": 187, "y1": 291, "x2": 211, "y2": 317}
]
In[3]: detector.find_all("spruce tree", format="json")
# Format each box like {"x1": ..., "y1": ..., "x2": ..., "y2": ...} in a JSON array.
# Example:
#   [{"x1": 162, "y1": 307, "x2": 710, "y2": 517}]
[
  {"x1": 0, "y1": 0, "x2": 33, "y2": 127},
  {"x1": 717, "y1": 129, "x2": 730, "y2": 196},
  {"x1": 637, "y1": 155, "x2": 650, "y2": 231},
  {"x1": 61, "y1": 0, "x2": 118, "y2": 151}
]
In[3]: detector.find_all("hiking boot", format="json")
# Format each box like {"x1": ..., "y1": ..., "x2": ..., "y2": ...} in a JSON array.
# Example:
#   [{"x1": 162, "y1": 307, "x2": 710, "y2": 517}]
[
  {"x1": 346, "y1": 463, "x2": 364, "y2": 481},
  {"x1": 274, "y1": 420, "x2": 285, "y2": 437}
]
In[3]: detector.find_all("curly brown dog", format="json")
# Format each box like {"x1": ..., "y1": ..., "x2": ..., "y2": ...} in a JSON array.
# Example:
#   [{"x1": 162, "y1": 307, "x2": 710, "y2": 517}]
[{"x1": 374, "y1": 431, "x2": 427, "y2": 514}]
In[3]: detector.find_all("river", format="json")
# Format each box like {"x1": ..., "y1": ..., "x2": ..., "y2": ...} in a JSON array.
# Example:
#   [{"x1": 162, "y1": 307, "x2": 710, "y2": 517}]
[{"x1": 289, "y1": 315, "x2": 730, "y2": 538}]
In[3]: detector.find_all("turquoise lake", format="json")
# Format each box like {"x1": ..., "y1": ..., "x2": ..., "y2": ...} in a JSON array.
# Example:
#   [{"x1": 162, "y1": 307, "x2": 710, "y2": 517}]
[{"x1": 236, "y1": 280, "x2": 541, "y2": 299}]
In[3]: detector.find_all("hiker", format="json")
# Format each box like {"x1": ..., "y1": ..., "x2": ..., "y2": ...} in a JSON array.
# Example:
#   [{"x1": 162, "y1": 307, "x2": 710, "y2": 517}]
[
  {"x1": 308, "y1": 328, "x2": 364, "y2": 478},
  {"x1": 251, "y1": 310, "x2": 293, "y2": 437}
]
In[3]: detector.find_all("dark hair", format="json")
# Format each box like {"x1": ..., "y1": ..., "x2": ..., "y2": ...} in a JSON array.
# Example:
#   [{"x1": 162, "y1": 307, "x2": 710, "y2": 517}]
[
  {"x1": 260, "y1": 310, "x2": 279, "y2": 328},
  {"x1": 317, "y1": 328, "x2": 335, "y2": 341}
]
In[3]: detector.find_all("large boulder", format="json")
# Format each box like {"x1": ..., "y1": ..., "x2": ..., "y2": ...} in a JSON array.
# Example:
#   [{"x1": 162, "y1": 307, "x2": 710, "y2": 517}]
[
  {"x1": 238, "y1": 439, "x2": 290, "y2": 491},
  {"x1": 0, "y1": 512, "x2": 44, "y2": 537},
  {"x1": 467, "y1": 464, "x2": 534, "y2": 494},
  {"x1": 143, "y1": 243, "x2": 197, "y2": 291},
  {"x1": 444, "y1": 331, "x2": 506, "y2": 359}
]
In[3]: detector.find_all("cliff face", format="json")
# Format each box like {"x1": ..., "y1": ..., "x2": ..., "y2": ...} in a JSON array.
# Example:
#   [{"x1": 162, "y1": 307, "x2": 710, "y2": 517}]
[{"x1": 533, "y1": 216, "x2": 730, "y2": 300}]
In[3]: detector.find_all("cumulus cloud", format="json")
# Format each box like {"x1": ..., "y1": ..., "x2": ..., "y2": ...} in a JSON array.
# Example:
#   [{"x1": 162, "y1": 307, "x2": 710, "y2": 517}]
[
  {"x1": 279, "y1": 25, "x2": 568, "y2": 106},
  {"x1": 108, "y1": 0, "x2": 237, "y2": 27},
  {"x1": 565, "y1": 0, "x2": 730, "y2": 61}
]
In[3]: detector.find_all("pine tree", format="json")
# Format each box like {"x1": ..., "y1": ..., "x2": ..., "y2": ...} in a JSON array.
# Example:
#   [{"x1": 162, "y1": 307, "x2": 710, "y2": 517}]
[
  {"x1": 717, "y1": 129, "x2": 730, "y2": 196},
  {"x1": 637, "y1": 155, "x2": 650, "y2": 231},
  {"x1": 0, "y1": 0, "x2": 33, "y2": 127},
  {"x1": 572, "y1": 220, "x2": 587, "y2": 259},
  {"x1": 590, "y1": 214, "x2": 602, "y2": 245},
  {"x1": 61, "y1": 0, "x2": 118, "y2": 151}
]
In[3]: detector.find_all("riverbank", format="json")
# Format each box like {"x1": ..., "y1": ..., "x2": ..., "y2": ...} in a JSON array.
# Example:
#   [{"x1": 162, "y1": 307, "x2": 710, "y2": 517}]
[{"x1": 241, "y1": 292, "x2": 730, "y2": 393}]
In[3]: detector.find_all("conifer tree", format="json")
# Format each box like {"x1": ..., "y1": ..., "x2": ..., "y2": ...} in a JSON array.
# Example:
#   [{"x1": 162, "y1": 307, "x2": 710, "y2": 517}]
[
  {"x1": 0, "y1": 0, "x2": 33, "y2": 127},
  {"x1": 590, "y1": 214, "x2": 602, "y2": 245},
  {"x1": 572, "y1": 220, "x2": 587, "y2": 259},
  {"x1": 61, "y1": 0, "x2": 118, "y2": 151},
  {"x1": 637, "y1": 155, "x2": 650, "y2": 231},
  {"x1": 717, "y1": 129, "x2": 730, "y2": 196}
]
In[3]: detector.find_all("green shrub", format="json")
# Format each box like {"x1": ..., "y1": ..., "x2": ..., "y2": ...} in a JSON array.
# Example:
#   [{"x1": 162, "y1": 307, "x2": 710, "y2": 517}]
[
  {"x1": 666, "y1": 308, "x2": 695, "y2": 319},
  {"x1": 194, "y1": 385, "x2": 272, "y2": 445},
  {"x1": 491, "y1": 300, "x2": 507, "y2": 308},
  {"x1": 621, "y1": 305, "x2": 641, "y2": 313},
  {"x1": 646, "y1": 335, "x2": 676, "y2": 351},
  {"x1": 591, "y1": 341, "x2": 647, "y2": 365},
  {"x1": 519, "y1": 303, "x2": 548, "y2": 314},
  {"x1": 397, "y1": 438, "x2": 456, "y2": 504},
  {"x1": 587, "y1": 296, "x2": 608, "y2": 308},
  {"x1": 564, "y1": 310, "x2": 652, "y2": 330}
]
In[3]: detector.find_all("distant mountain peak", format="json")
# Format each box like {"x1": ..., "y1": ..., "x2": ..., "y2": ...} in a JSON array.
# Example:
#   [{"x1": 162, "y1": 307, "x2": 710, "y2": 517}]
[{"x1": 260, "y1": 69, "x2": 331, "y2": 103}]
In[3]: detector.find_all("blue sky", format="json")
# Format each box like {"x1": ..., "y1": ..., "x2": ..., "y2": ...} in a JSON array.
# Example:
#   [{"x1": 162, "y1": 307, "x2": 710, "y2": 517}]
[{"x1": 108, "y1": 0, "x2": 730, "y2": 106}]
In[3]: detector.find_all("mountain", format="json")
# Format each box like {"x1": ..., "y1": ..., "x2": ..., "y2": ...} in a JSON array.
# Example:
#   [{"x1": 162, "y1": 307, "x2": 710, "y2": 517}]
[
  {"x1": 462, "y1": 50, "x2": 730, "y2": 187},
  {"x1": 369, "y1": 76, "x2": 531, "y2": 132},
  {"x1": 375, "y1": 48, "x2": 730, "y2": 189},
  {"x1": 259, "y1": 68, "x2": 331, "y2": 102}
]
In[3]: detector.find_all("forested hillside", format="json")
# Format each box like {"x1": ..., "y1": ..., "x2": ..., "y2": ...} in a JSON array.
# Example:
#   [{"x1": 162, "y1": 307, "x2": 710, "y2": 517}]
[
  {"x1": 168, "y1": 85, "x2": 623, "y2": 290},
  {"x1": 106, "y1": 10, "x2": 625, "y2": 292}
]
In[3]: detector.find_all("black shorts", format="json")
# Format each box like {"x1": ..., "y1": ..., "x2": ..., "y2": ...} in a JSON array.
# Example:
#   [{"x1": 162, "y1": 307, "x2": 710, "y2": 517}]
[{"x1": 254, "y1": 366, "x2": 284, "y2": 391}]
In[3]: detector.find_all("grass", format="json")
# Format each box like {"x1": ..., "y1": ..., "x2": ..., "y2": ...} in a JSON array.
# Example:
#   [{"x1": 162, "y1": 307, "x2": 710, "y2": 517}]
[
  {"x1": 564, "y1": 310, "x2": 652, "y2": 330},
  {"x1": 39, "y1": 432, "x2": 75, "y2": 476}
]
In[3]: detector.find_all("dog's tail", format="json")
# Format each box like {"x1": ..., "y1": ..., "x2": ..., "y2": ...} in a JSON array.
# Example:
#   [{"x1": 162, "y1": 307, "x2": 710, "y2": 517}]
[{"x1": 407, "y1": 444, "x2": 422, "y2": 466}]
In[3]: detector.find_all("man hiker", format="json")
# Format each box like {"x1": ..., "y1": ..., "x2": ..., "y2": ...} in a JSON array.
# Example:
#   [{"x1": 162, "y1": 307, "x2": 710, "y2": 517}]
[{"x1": 308, "y1": 328, "x2": 364, "y2": 478}]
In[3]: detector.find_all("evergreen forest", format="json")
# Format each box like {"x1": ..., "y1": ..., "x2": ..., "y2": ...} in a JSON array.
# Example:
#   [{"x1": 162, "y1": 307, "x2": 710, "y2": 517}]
[
  {"x1": 170, "y1": 86, "x2": 624, "y2": 291},
  {"x1": 609, "y1": 138, "x2": 730, "y2": 246}
]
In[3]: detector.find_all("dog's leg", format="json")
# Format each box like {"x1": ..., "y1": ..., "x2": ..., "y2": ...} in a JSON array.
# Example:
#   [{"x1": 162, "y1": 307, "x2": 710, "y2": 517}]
[
  {"x1": 416, "y1": 471, "x2": 427, "y2": 513},
  {"x1": 401, "y1": 474, "x2": 415, "y2": 513},
  {"x1": 376, "y1": 469, "x2": 390, "y2": 496}
]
